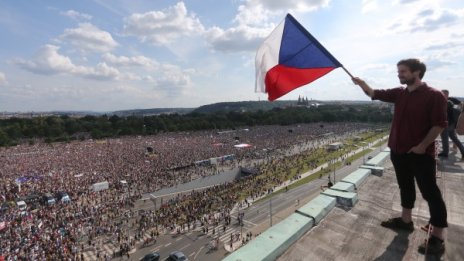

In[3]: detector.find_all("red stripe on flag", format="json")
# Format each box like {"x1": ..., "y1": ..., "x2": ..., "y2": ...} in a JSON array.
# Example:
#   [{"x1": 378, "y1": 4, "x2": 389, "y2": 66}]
[{"x1": 265, "y1": 65, "x2": 335, "y2": 101}]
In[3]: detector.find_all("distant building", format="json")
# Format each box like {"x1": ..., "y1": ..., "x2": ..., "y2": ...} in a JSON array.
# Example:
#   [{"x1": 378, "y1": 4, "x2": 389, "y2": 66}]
[
  {"x1": 297, "y1": 95, "x2": 321, "y2": 107},
  {"x1": 297, "y1": 95, "x2": 310, "y2": 106}
]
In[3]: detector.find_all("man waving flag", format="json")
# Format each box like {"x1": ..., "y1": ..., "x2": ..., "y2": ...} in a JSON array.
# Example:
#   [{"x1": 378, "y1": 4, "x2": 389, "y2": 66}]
[{"x1": 255, "y1": 14, "x2": 348, "y2": 101}]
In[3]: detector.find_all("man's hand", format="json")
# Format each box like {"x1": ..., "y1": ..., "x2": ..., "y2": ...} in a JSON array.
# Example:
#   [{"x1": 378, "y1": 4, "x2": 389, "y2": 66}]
[
  {"x1": 352, "y1": 77, "x2": 373, "y2": 97},
  {"x1": 408, "y1": 145, "x2": 426, "y2": 154},
  {"x1": 409, "y1": 126, "x2": 444, "y2": 155},
  {"x1": 352, "y1": 77, "x2": 365, "y2": 86}
]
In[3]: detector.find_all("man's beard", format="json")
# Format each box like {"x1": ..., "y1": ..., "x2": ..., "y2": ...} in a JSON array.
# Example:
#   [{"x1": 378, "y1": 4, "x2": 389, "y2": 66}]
[{"x1": 400, "y1": 78, "x2": 415, "y2": 85}]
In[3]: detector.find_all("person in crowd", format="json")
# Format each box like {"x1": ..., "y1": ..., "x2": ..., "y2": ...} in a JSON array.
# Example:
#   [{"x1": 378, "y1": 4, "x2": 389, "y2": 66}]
[{"x1": 438, "y1": 89, "x2": 464, "y2": 159}]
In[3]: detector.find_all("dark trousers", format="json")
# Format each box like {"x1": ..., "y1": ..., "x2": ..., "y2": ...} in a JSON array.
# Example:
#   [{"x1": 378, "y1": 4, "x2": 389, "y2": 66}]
[
  {"x1": 390, "y1": 152, "x2": 448, "y2": 227},
  {"x1": 440, "y1": 126, "x2": 464, "y2": 156}
]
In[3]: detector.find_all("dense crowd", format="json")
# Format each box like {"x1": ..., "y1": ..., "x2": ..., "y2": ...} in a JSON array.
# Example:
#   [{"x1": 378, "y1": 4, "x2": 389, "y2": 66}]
[{"x1": 0, "y1": 122, "x2": 378, "y2": 260}]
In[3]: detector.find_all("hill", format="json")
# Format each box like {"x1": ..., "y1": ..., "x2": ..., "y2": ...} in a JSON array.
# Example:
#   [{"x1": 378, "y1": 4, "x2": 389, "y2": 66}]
[
  {"x1": 111, "y1": 108, "x2": 194, "y2": 117},
  {"x1": 192, "y1": 100, "x2": 304, "y2": 114},
  {"x1": 191, "y1": 100, "x2": 376, "y2": 114}
]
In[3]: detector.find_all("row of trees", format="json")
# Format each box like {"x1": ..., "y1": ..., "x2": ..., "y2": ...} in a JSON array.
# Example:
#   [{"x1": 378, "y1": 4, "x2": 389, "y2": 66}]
[{"x1": 0, "y1": 104, "x2": 392, "y2": 147}]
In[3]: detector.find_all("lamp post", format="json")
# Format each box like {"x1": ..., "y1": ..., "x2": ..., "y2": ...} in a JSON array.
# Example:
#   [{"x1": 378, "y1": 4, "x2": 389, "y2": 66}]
[
  {"x1": 269, "y1": 197, "x2": 273, "y2": 227},
  {"x1": 241, "y1": 222, "x2": 244, "y2": 242},
  {"x1": 361, "y1": 142, "x2": 367, "y2": 164},
  {"x1": 150, "y1": 194, "x2": 157, "y2": 210},
  {"x1": 332, "y1": 159, "x2": 336, "y2": 183}
]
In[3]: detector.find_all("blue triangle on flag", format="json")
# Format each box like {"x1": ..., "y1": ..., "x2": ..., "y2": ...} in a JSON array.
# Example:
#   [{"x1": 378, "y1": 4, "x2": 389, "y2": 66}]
[{"x1": 279, "y1": 14, "x2": 342, "y2": 69}]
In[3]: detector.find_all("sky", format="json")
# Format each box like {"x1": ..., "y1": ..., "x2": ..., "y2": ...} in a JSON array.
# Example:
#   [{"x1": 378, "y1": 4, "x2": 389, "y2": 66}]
[{"x1": 0, "y1": 0, "x2": 463, "y2": 112}]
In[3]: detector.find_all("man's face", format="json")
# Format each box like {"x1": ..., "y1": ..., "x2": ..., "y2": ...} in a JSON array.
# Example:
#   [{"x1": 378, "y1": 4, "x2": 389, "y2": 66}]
[{"x1": 397, "y1": 64, "x2": 418, "y2": 85}]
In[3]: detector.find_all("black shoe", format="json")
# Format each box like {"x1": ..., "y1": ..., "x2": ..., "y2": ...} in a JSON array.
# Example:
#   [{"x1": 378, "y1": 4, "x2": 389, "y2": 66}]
[
  {"x1": 418, "y1": 235, "x2": 445, "y2": 255},
  {"x1": 437, "y1": 152, "x2": 448, "y2": 158},
  {"x1": 380, "y1": 217, "x2": 414, "y2": 232}
]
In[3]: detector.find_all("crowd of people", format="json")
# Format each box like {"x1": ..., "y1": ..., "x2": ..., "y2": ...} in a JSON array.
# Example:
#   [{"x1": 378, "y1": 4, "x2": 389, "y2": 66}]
[{"x1": 0, "y1": 122, "x2": 380, "y2": 260}]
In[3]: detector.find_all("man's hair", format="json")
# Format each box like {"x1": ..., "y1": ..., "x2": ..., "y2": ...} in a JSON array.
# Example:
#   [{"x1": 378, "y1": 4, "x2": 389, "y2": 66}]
[
  {"x1": 397, "y1": 58, "x2": 426, "y2": 79},
  {"x1": 442, "y1": 89, "x2": 449, "y2": 95}
]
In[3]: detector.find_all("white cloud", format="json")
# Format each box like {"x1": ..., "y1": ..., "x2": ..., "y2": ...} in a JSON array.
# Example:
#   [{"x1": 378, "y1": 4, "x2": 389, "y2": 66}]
[
  {"x1": 102, "y1": 53, "x2": 157, "y2": 68},
  {"x1": 205, "y1": 0, "x2": 330, "y2": 53},
  {"x1": 232, "y1": 0, "x2": 330, "y2": 27},
  {"x1": 123, "y1": 2, "x2": 205, "y2": 45},
  {"x1": 205, "y1": 25, "x2": 271, "y2": 52},
  {"x1": 16, "y1": 45, "x2": 75, "y2": 74},
  {"x1": 425, "y1": 41, "x2": 464, "y2": 51},
  {"x1": 15, "y1": 44, "x2": 121, "y2": 80},
  {"x1": 100, "y1": 53, "x2": 193, "y2": 91},
  {"x1": 74, "y1": 62, "x2": 121, "y2": 80},
  {"x1": 423, "y1": 53, "x2": 457, "y2": 71},
  {"x1": 245, "y1": 0, "x2": 330, "y2": 13},
  {"x1": 59, "y1": 23, "x2": 118, "y2": 53},
  {"x1": 361, "y1": 0, "x2": 378, "y2": 13},
  {"x1": 156, "y1": 64, "x2": 191, "y2": 87},
  {"x1": 60, "y1": 10, "x2": 92, "y2": 21},
  {"x1": 0, "y1": 72, "x2": 7, "y2": 85},
  {"x1": 137, "y1": 64, "x2": 194, "y2": 99},
  {"x1": 233, "y1": 3, "x2": 276, "y2": 26},
  {"x1": 11, "y1": 43, "x2": 196, "y2": 97},
  {"x1": 387, "y1": 7, "x2": 464, "y2": 33},
  {"x1": 413, "y1": 8, "x2": 463, "y2": 32},
  {"x1": 394, "y1": 0, "x2": 421, "y2": 4}
]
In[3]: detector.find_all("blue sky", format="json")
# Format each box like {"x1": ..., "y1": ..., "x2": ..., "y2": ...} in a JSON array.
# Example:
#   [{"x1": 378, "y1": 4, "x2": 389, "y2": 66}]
[{"x1": 0, "y1": 0, "x2": 463, "y2": 112}]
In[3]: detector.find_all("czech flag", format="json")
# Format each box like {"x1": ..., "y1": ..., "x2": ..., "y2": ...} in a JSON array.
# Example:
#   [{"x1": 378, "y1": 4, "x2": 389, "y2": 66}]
[{"x1": 255, "y1": 14, "x2": 342, "y2": 101}]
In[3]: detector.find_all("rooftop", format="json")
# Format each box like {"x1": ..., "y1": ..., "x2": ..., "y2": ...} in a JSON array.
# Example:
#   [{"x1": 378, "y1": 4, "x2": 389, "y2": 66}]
[{"x1": 279, "y1": 155, "x2": 464, "y2": 261}]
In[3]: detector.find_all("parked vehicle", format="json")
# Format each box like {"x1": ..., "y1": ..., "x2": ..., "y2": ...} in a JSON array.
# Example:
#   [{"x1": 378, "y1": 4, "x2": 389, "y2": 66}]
[
  {"x1": 42, "y1": 193, "x2": 56, "y2": 206},
  {"x1": 55, "y1": 192, "x2": 71, "y2": 203},
  {"x1": 140, "y1": 252, "x2": 160, "y2": 261},
  {"x1": 24, "y1": 193, "x2": 41, "y2": 203},
  {"x1": 24, "y1": 193, "x2": 42, "y2": 210},
  {"x1": 16, "y1": 200, "x2": 27, "y2": 216},
  {"x1": 0, "y1": 202, "x2": 10, "y2": 214},
  {"x1": 168, "y1": 251, "x2": 188, "y2": 261}
]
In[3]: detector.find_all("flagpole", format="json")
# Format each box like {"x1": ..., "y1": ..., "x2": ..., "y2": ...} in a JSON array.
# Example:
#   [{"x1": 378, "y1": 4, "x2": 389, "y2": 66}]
[
  {"x1": 342, "y1": 66, "x2": 354, "y2": 78},
  {"x1": 343, "y1": 66, "x2": 369, "y2": 95}
]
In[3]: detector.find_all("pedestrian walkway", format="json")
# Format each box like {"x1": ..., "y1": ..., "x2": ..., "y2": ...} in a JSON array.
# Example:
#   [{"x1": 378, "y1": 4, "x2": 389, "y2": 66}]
[{"x1": 81, "y1": 242, "x2": 120, "y2": 261}]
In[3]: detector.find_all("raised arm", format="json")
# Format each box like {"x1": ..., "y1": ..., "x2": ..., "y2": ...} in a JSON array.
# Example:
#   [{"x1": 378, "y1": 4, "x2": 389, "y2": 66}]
[{"x1": 352, "y1": 77, "x2": 374, "y2": 98}]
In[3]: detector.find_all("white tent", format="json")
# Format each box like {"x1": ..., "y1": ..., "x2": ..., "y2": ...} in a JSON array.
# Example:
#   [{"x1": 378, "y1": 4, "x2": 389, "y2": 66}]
[{"x1": 234, "y1": 143, "x2": 252, "y2": 148}]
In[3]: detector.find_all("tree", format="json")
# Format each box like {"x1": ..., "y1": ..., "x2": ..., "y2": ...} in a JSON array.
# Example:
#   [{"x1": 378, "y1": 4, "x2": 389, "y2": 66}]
[
  {"x1": 5, "y1": 123, "x2": 22, "y2": 140},
  {"x1": 0, "y1": 129, "x2": 10, "y2": 146}
]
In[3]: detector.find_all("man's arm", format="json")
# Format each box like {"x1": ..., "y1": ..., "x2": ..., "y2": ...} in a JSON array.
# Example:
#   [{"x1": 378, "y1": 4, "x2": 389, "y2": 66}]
[
  {"x1": 352, "y1": 77, "x2": 374, "y2": 98},
  {"x1": 408, "y1": 126, "x2": 444, "y2": 154},
  {"x1": 449, "y1": 97, "x2": 461, "y2": 105}
]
